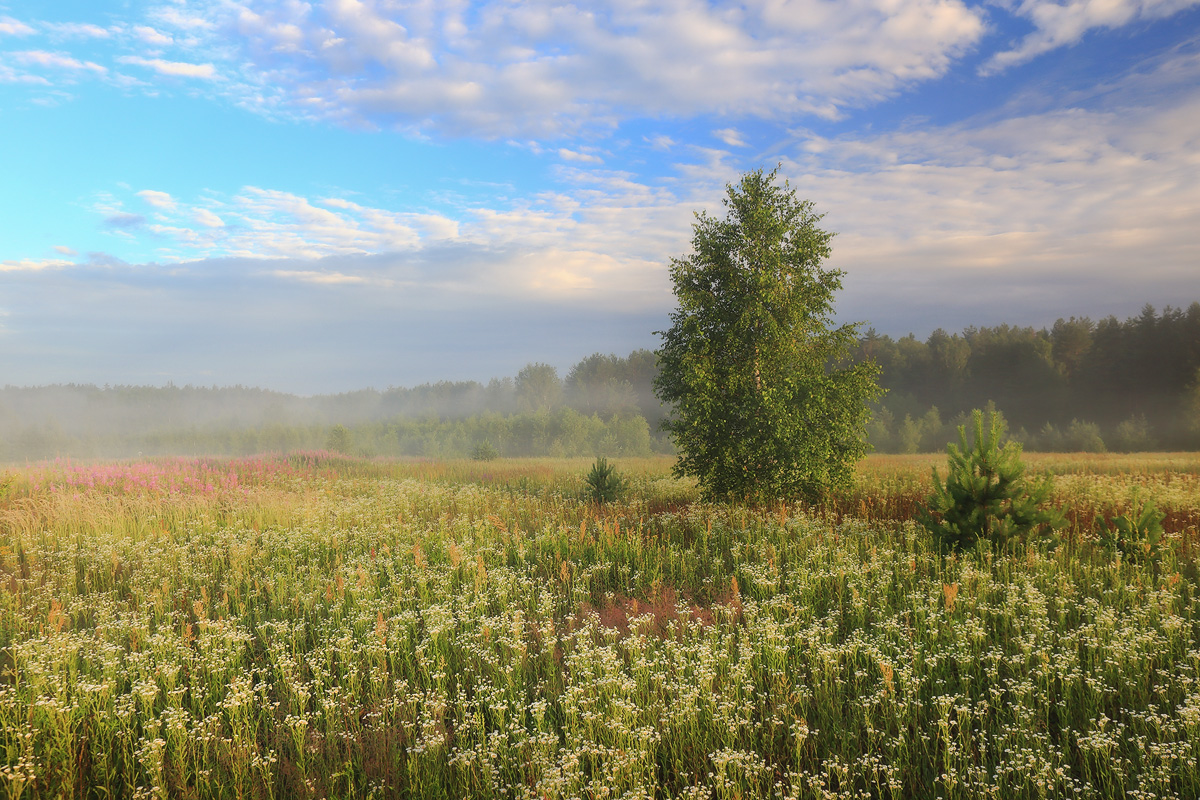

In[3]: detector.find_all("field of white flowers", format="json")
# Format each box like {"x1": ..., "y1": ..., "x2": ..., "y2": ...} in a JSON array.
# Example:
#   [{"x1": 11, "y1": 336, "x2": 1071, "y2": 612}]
[{"x1": 1, "y1": 453, "x2": 1197, "y2": 799}]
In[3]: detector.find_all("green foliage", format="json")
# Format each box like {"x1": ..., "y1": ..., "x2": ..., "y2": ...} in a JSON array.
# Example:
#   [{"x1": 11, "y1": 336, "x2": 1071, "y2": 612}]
[
  {"x1": 1038, "y1": 418, "x2": 1106, "y2": 452},
  {"x1": 1098, "y1": 493, "x2": 1168, "y2": 564},
  {"x1": 854, "y1": 302, "x2": 1200, "y2": 452},
  {"x1": 5, "y1": 454, "x2": 1200, "y2": 798},
  {"x1": 583, "y1": 456, "x2": 627, "y2": 505},
  {"x1": 515, "y1": 362, "x2": 563, "y2": 412},
  {"x1": 921, "y1": 409, "x2": 1064, "y2": 552},
  {"x1": 654, "y1": 167, "x2": 882, "y2": 502},
  {"x1": 1111, "y1": 413, "x2": 1155, "y2": 452},
  {"x1": 324, "y1": 424, "x2": 352, "y2": 454},
  {"x1": 470, "y1": 440, "x2": 500, "y2": 461}
]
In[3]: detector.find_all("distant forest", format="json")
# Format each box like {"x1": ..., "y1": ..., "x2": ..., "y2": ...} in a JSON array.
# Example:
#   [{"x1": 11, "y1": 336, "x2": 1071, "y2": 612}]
[
  {"x1": 2, "y1": 303, "x2": 1198, "y2": 462},
  {"x1": 858, "y1": 303, "x2": 1200, "y2": 453}
]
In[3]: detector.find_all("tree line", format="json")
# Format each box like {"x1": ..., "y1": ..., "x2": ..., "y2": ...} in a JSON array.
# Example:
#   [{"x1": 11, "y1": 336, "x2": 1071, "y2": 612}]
[
  {"x1": 2, "y1": 305, "x2": 1197, "y2": 463},
  {"x1": 0, "y1": 352, "x2": 666, "y2": 462},
  {"x1": 856, "y1": 303, "x2": 1200, "y2": 452}
]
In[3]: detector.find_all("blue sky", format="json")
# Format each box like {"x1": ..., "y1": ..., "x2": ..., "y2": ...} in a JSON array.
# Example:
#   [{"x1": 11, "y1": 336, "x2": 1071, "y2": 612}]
[{"x1": 2, "y1": 0, "x2": 1198, "y2": 393}]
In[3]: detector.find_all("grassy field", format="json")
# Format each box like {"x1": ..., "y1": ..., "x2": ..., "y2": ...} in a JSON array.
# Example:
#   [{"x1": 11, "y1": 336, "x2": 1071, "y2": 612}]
[{"x1": 1, "y1": 452, "x2": 1198, "y2": 799}]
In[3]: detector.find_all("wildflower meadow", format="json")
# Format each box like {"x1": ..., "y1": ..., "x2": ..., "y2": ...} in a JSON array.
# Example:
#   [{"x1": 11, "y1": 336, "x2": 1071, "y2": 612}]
[{"x1": 1, "y1": 452, "x2": 1198, "y2": 798}]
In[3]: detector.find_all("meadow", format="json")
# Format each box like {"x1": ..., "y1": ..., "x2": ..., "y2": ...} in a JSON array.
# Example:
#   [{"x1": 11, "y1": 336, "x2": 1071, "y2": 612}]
[{"x1": 1, "y1": 452, "x2": 1198, "y2": 799}]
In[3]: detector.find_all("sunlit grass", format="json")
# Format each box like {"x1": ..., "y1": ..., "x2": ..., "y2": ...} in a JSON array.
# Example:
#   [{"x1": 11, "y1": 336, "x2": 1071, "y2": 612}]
[{"x1": 0, "y1": 452, "x2": 1197, "y2": 798}]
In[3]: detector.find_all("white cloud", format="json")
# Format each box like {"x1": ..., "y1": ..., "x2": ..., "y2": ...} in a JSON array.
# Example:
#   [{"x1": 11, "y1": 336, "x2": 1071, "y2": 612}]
[
  {"x1": 53, "y1": 245, "x2": 78, "y2": 256},
  {"x1": 773, "y1": 87, "x2": 1200, "y2": 326},
  {"x1": 0, "y1": 16, "x2": 34, "y2": 36},
  {"x1": 0, "y1": 257, "x2": 73, "y2": 272},
  {"x1": 193, "y1": 208, "x2": 225, "y2": 228},
  {"x1": 44, "y1": 22, "x2": 113, "y2": 38},
  {"x1": 118, "y1": 56, "x2": 217, "y2": 79},
  {"x1": 270, "y1": 269, "x2": 374, "y2": 285},
  {"x1": 984, "y1": 0, "x2": 1200, "y2": 73},
  {"x1": 12, "y1": 50, "x2": 107, "y2": 74},
  {"x1": 134, "y1": 26, "x2": 175, "y2": 47},
  {"x1": 558, "y1": 147, "x2": 603, "y2": 164},
  {"x1": 72, "y1": 47, "x2": 1198, "y2": 318},
  {"x1": 149, "y1": 7, "x2": 217, "y2": 32},
  {"x1": 109, "y1": 187, "x2": 448, "y2": 261},
  {"x1": 713, "y1": 128, "x2": 748, "y2": 147},
  {"x1": 85, "y1": 175, "x2": 692, "y2": 307},
  {"x1": 137, "y1": 189, "x2": 177, "y2": 210},
  {"x1": 130, "y1": 0, "x2": 987, "y2": 136},
  {"x1": 0, "y1": 64, "x2": 50, "y2": 85}
]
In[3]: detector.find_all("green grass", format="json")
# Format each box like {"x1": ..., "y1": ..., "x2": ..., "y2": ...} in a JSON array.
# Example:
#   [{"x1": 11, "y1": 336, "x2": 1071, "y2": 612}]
[{"x1": 0, "y1": 453, "x2": 1197, "y2": 798}]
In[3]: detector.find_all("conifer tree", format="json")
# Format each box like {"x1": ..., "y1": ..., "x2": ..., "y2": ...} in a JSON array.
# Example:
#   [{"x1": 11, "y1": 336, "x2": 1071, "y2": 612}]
[{"x1": 921, "y1": 410, "x2": 1063, "y2": 551}]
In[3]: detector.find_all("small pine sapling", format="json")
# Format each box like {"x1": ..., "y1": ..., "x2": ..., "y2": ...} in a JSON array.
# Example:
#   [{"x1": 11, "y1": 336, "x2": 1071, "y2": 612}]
[
  {"x1": 584, "y1": 457, "x2": 627, "y2": 505},
  {"x1": 920, "y1": 409, "x2": 1063, "y2": 552}
]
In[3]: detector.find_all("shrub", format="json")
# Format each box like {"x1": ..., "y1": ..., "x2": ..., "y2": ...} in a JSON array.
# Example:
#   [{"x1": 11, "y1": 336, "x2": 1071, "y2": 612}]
[
  {"x1": 920, "y1": 409, "x2": 1064, "y2": 552},
  {"x1": 583, "y1": 457, "x2": 627, "y2": 505},
  {"x1": 1098, "y1": 493, "x2": 1168, "y2": 564},
  {"x1": 471, "y1": 440, "x2": 500, "y2": 461}
]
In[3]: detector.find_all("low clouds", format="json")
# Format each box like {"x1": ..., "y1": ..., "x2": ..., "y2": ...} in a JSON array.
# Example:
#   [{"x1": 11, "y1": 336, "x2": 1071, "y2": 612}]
[
  {"x1": 779, "y1": 58, "x2": 1200, "y2": 329},
  {"x1": 120, "y1": 186, "x2": 447, "y2": 261},
  {"x1": 73, "y1": 55, "x2": 1197, "y2": 329},
  {"x1": 89, "y1": 178, "x2": 681, "y2": 310},
  {"x1": 0, "y1": 257, "x2": 72, "y2": 272},
  {"x1": 270, "y1": 268, "x2": 373, "y2": 286}
]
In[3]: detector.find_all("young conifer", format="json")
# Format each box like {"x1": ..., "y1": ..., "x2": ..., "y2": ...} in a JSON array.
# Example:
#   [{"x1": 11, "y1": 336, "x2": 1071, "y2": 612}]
[{"x1": 921, "y1": 409, "x2": 1064, "y2": 551}]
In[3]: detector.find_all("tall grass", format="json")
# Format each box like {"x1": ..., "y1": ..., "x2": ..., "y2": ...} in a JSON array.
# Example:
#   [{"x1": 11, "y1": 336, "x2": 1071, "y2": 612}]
[{"x1": 0, "y1": 453, "x2": 1197, "y2": 798}]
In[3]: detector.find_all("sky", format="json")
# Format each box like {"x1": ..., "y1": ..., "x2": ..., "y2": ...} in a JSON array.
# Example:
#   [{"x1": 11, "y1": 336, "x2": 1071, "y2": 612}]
[{"x1": 2, "y1": 0, "x2": 1198, "y2": 394}]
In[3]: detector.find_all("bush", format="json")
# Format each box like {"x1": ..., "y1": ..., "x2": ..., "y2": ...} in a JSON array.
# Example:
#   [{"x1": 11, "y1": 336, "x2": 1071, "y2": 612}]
[
  {"x1": 471, "y1": 440, "x2": 500, "y2": 461},
  {"x1": 583, "y1": 457, "x2": 627, "y2": 505},
  {"x1": 920, "y1": 409, "x2": 1064, "y2": 552},
  {"x1": 1098, "y1": 494, "x2": 1168, "y2": 564}
]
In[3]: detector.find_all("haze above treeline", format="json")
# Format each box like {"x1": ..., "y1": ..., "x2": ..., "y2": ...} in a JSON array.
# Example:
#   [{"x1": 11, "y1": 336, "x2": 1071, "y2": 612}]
[{"x1": 3, "y1": 303, "x2": 1198, "y2": 463}]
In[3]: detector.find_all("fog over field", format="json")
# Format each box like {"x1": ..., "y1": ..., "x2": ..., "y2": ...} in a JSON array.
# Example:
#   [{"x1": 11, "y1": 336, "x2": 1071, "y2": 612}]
[{"x1": 3, "y1": 301, "x2": 1197, "y2": 462}]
